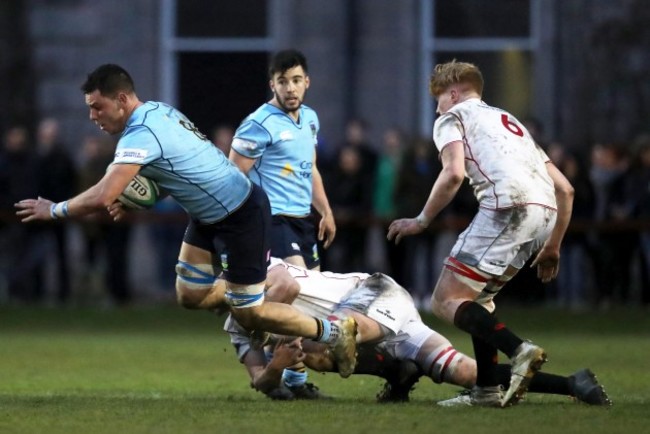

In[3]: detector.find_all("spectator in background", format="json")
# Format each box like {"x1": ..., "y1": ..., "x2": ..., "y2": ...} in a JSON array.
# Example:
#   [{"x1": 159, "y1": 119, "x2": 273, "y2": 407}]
[
  {"x1": 629, "y1": 133, "x2": 650, "y2": 307},
  {"x1": 34, "y1": 118, "x2": 77, "y2": 304},
  {"x1": 373, "y1": 127, "x2": 406, "y2": 281},
  {"x1": 522, "y1": 116, "x2": 546, "y2": 149},
  {"x1": 393, "y1": 137, "x2": 441, "y2": 307},
  {"x1": 326, "y1": 145, "x2": 373, "y2": 273},
  {"x1": 77, "y1": 135, "x2": 133, "y2": 306},
  {"x1": 211, "y1": 123, "x2": 234, "y2": 156},
  {"x1": 149, "y1": 196, "x2": 187, "y2": 297},
  {"x1": 546, "y1": 142, "x2": 594, "y2": 310},
  {"x1": 0, "y1": 126, "x2": 40, "y2": 302},
  {"x1": 588, "y1": 142, "x2": 636, "y2": 309},
  {"x1": 341, "y1": 118, "x2": 378, "y2": 189}
]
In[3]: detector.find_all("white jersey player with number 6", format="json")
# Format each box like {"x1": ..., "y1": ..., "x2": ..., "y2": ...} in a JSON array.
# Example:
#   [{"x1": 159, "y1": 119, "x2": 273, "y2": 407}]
[
  {"x1": 388, "y1": 60, "x2": 575, "y2": 408},
  {"x1": 434, "y1": 99, "x2": 555, "y2": 212}
]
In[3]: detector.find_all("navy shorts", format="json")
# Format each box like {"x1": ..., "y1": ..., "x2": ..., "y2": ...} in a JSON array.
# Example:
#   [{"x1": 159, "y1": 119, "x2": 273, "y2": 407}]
[
  {"x1": 183, "y1": 184, "x2": 271, "y2": 285},
  {"x1": 270, "y1": 214, "x2": 320, "y2": 269}
]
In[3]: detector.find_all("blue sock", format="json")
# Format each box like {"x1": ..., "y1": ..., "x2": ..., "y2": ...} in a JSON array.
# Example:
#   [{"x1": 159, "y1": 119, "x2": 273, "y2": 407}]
[
  {"x1": 315, "y1": 319, "x2": 332, "y2": 343},
  {"x1": 282, "y1": 369, "x2": 307, "y2": 388}
]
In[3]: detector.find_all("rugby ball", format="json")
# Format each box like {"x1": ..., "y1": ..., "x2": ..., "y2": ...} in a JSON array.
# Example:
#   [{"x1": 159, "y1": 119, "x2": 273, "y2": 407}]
[{"x1": 118, "y1": 174, "x2": 159, "y2": 210}]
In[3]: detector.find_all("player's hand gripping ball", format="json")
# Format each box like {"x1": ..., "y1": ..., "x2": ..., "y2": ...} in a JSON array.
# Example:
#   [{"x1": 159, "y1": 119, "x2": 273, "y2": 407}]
[{"x1": 118, "y1": 174, "x2": 160, "y2": 210}]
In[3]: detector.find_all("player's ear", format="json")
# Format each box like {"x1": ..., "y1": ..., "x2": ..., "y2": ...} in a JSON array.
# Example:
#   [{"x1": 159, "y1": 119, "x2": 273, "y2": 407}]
[
  {"x1": 450, "y1": 88, "x2": 458, "y2": 103},
  {"x1": 116, "y1": 92, "x2": 129, "y2": 105},
  {"x1": 304, "y1": 75, "x2": 310, "y2": 90},
  {"x1": 268, "y1": 79, "x2": 275, "y2": 92}
]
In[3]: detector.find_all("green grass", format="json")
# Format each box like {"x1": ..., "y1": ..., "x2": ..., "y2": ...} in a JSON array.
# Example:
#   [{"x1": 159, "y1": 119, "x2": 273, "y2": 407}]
[{"x1": 1, "y1": 305, "x2": 649, "y2": 433}]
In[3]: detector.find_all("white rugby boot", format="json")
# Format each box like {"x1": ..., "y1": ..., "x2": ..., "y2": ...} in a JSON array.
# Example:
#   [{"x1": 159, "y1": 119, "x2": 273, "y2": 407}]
[
  {"x1": 502, "y1": 340, "x2": 547, "y2": 407},
  {"x1": 437, "y1": 386, "x2": 503, "y2": 407}
]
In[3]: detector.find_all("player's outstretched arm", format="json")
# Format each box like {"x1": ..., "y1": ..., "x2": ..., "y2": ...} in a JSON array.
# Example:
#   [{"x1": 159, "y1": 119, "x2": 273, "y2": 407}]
[
  {"x1": 15, "y1": 163, "x2": 141, "y2": 222},
  {"x1": 387, "y1": 141, "x2": 465, "y2": 244}
]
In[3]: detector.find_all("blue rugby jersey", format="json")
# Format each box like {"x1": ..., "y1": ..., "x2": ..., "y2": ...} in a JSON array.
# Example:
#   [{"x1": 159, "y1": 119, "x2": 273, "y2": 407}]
[
  {"x1": 113, "y1": 101, "x2": 252, "y2": 223},
  {"x1": 231, "y1": 103, "x2": 319, "y2": 217}
]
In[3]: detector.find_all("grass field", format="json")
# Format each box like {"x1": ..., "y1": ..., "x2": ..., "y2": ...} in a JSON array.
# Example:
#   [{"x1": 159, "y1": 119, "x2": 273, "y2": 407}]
[{"x1": 1, "y1": 304, "x2": 649, "y2": 434}]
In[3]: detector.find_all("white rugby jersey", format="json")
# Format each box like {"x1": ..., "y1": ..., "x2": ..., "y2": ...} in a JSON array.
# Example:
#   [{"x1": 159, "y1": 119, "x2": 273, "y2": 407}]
[
  {"x1": 433, "y1": 98, "x2": 556, "y2": 210},
  {"x1": 224, "y1": 258, "x2": 370, "y2": 361},
  {"x1": 224, "y1": 259, "x2": 423, "y2": 359},
  {"x1": 267, "y1": 257, "x2": 369, "y2": 319}
]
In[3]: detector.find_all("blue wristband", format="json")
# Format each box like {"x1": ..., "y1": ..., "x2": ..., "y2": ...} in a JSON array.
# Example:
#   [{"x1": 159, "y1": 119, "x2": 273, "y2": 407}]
[
  {"x1": 50, "y1": 203, "x2": 58, "y2": 220},
  {"x1": 50, "y1": 201, "x2": 69, "y2": 219}
]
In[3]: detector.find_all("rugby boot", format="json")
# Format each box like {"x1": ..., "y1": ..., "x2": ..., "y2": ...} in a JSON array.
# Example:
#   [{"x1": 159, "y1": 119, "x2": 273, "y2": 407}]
[
  {"x1": 502, "y1": 340, "x2": 547, "y2": 407},
  {"x1": 437, "y1": 385, "x2": 503, "y2": 407},
  {"x1": 329, "y1": 317, "x2": 358, "y2": 378},
  {"x1": 569, "y1": 368, "x2": 612, "y2": 406}
]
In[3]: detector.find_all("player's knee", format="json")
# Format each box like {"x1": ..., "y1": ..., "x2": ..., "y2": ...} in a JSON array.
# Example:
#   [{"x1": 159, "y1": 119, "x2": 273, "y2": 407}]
[
  {"x1": 425, "y1": 344, "x2": 469, "y2": 386},
  {"x1": 174, "y1": 261, "x2": 217, "y2": 309},
  {"x1": 264, "y1": 268, "x2": 300, "y2": 304},
  {"x1": 445, "y1": 356, "x2": 476, "y2": 389},
  {"x1": 430, "y1": 295, "x2": 454, "y2": 322},
  {"x1": 226, "y1": 282, "x2": 266, "y2": 329},
  {"x1": 175, "y1": 279, "x2": 205, "y2": 309}
]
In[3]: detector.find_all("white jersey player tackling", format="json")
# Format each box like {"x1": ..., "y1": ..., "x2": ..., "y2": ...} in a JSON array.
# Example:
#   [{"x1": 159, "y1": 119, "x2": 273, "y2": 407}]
[
  {"x1": 225, "y1": 258, "x2": 466, "y2": 389},
  {"x1": 223, "y1": 259, "x2": 610, "y2": 406},
  {"x1": 388, "y1": 60, "x2": 575, "y2": 407}
]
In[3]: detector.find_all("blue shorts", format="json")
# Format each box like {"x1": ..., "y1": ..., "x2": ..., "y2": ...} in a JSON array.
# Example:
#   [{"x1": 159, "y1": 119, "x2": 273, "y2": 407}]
[
  {"x1": 183, "y1": 184, "x2": 271, "y2": 284},
  {"x1": 270, "y1": 214, "x2": 320, "y2": 269}
]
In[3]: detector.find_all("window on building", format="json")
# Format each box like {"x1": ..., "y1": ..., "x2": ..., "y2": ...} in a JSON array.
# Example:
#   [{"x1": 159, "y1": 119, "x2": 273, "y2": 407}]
[
  {"x1": 434, "y1": 0, "x2": 530, "y2": 38},
  {"x1": 161, "y1": 0, "x2": 273, "y2": 134},
  {"x1": 176, "y1": 0, "x2": 267, "y2": 37},
  {"x1": 178, "y1": 52, "x2": 268, "y2": 135},
  {"x1": 419, "y1": 0, "x2": 543, "y2": 136}
]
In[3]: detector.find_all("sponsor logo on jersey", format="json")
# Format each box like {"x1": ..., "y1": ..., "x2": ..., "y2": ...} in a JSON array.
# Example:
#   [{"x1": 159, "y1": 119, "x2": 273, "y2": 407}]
[
  {"x1": 220, "y1": 253, "x2": 229, "y2": 271},
  {"x1": 375, "y1": 308, "x2": 396, "y2": 321},
  {"x1": 309, "y1": 122, "x2": 317, "y2": 144},
  {"x1": 281, "y1": 163, "x2": 295, "y2": 177},
  {"x1": 114, "y1": 148, "x2": 148, "y2": 163},
  {"x1": 279, "y1": 130, "x2": 294, "y2": 141},
  {"x1": 298, "y1": 160, "x2": 313, "y2": 178}
]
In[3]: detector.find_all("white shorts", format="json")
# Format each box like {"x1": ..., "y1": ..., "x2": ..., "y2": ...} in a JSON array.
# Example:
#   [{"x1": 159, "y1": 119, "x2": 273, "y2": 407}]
[
  {"x1": 451, "y1": 205, "x2": 557, "y2": 276},
  {"x1": 337, "y1": 273, "x2": 419, "y2": 335}
]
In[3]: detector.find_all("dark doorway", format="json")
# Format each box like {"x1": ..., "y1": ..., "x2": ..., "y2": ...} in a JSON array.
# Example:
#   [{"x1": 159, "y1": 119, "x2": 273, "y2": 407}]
[{"x1": 178, "y1": 52, "x2": 269, "y2": 137}]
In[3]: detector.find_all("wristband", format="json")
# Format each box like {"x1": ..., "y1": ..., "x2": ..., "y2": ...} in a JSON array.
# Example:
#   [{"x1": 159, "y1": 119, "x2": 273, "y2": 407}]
[
  {"x1": 415, "y1": 212, "x2": 431, "y2": 228},
  {"x1": 50, "y1": 201, "x2": 70, "y2": 219}
]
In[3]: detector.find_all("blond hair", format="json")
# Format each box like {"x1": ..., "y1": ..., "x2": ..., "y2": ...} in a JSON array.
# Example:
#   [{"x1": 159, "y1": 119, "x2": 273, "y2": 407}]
[{"x1": 428, "y1": 60, "x2": 484, "y2": 97}]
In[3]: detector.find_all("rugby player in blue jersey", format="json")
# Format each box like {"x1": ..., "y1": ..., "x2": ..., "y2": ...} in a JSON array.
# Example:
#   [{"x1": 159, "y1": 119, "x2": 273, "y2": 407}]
[
  {"x1": 230, "y1": 49, "x2": 335, "y2": 271},
  {"x1": 15, "y1": 64, "x2": 357, "y2": 377}
]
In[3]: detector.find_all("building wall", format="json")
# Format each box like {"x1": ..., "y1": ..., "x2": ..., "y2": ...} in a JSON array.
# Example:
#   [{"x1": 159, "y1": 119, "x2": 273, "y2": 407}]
[
  {"x1": 21, "y1": 0, "x2": 650, "y2": 154},
  {"x1": 28, "y1": 0, "x2": 160, "y2": 149}
]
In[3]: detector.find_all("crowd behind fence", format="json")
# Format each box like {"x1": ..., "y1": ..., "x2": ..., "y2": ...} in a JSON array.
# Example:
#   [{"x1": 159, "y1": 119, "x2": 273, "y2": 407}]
[{"x1": 2, "y1": 118, "x2": 650, "y2": 310}]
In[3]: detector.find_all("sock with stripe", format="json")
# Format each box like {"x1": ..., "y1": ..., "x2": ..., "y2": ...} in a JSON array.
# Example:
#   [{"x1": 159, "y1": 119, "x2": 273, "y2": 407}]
[{"x1": 454, "y1": 301, "x2": 523, "y2": 358}]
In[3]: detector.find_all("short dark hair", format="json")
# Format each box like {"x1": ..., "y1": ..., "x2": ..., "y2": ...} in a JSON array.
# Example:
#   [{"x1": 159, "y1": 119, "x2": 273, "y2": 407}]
[
  {"x1": 269, "y1": 49, "x2": 308, "y2": 78},
  {"x1": 81, "y1": 64, "x2": 135, "y2": 96}
]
